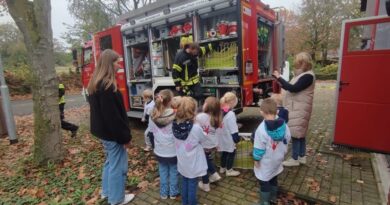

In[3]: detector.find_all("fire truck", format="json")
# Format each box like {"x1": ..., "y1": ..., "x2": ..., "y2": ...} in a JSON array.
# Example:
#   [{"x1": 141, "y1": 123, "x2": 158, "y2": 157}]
[{"x1": 80, "y1": 0, "x2": 286, "y2": 118}]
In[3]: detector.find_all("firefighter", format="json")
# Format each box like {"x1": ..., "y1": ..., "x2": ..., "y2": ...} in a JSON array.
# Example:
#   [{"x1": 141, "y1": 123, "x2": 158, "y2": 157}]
[
  {"x1": 172, "y1": 37, "x2": 212, "y2": 101},
  {"x1": 59, "y1": 83, "x2": 79, "y2": 137}
]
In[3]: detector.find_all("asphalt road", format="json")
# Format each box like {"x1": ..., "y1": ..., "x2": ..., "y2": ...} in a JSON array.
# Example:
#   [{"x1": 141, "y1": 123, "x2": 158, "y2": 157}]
[{"x1": 11, "y1": 94, "x2": 87, "y2": 116}]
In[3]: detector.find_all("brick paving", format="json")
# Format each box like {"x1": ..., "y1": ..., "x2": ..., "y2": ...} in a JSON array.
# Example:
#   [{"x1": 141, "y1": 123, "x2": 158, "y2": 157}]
[{"x1": 131, "y1": 82, "x2": 383, "y2": 205}]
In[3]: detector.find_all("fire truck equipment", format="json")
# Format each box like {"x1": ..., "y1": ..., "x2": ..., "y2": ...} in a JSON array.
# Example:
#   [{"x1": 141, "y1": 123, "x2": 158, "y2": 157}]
[
  {"x1": 135, "y1": 33, "x2": 148, "y2": 43},
  {"x1": 159, "y1": 27, "x2": 169, "y2": 38},
  {"x1": 202, "y1": 76, "x2": 218, "y2": 85},
  {"x1": 169, "y1": 25, "x2": 183, "y2": 36},
  {"x1": 228, "y1": 21, "x2": 238, "y2": 36},
  {"x1": 217, "y1": 21, "x2": 229, "y2": 37},
  {"x1": 245, "y1": 59, "x2": 253, "y2": 74},
  {"x1": 204, "y1": 42, "x2": 237, "y2": 68},
  {"x1": 183, "y1": 22, "x2": 193, "y2": 34},
  {"x1": 220, "y1": 75, "x2": 238, "y2": 85},
  {"x1": 208, "y1": 28, "x2": 217, "y2": 38}
]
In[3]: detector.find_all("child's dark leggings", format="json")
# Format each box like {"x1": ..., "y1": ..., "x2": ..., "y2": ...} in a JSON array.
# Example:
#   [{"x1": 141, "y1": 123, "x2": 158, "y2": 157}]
[
  {"x1": 259, "y1": 176, "x2": 278, "y2": 192},
  {"x1": 220, "y1": 151, "x2": 236, "y2": 170}
]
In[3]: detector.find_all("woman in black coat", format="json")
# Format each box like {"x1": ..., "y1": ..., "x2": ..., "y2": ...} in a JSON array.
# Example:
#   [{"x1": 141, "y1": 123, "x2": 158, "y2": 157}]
[{"x1": 87, "y1": 49, "x2": 134, "y2": 205}]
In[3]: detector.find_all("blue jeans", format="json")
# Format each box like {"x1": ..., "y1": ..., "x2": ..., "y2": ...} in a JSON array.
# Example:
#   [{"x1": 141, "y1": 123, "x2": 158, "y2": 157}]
[
  {"x1": 202, "y1": 151, "x2": 217, "y2": 184},
  {"x1": 159, "y1": 162, "x2": 179, "y2": 197},
  {"x1": 259, "y1": 176, "x2": 278, "y2": 192},
  {"x1": 101, "y1": 140, "x2": 128, "y2": 204},
  {"x1": 292, "y1": 137, "x2": 306, "y2": 160},
  {"x1": 181, "y1": 176, "x2": 198, "y2": 205},
  {"x1": 221, "y1": 151, "x2": 236, "y2": 170}
]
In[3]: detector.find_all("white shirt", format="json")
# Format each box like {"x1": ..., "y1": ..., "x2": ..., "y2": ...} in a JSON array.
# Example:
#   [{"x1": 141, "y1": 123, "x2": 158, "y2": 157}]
[
  {"x1": 143, "y1": 100, "x2": 155, "y2": 136},
  {"x1": 143, "y1": 100, "x2": 155, "y2": 120},
  {"x1": 253, "y1": 121, "x2": 291, "y2": 181},
  {"x1": 149, "y1": 119, "x2": 176, "y2": 158},
  {"x1": 217, "y1": 111, "x2": 238, "y2": 152},
  {"x1": 175, "y1": 123, "x2": 208, "y2": 178},
  {"x1": 196, "y1": 113, "x2": 219, "y2": 149}
]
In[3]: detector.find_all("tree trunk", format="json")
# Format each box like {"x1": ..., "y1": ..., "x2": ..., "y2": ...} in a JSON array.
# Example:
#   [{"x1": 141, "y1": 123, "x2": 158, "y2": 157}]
[{"x1": 6, "y1": 0, "x2": 62, "y2": 165}]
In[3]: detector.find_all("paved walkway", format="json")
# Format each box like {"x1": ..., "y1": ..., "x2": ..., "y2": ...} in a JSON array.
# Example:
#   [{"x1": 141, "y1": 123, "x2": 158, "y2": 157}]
[{"x1": 131, "y1": 82, "x2": 383, "y2": 205}]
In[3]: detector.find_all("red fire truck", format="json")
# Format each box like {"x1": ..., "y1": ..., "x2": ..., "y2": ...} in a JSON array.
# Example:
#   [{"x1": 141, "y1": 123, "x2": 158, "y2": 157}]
[
  {"x1": 80, "y1": 0, "x2": 286, "y2": 118},
  {"x1": 333, "y1": 0, "x2": 390, "y2": 153}
]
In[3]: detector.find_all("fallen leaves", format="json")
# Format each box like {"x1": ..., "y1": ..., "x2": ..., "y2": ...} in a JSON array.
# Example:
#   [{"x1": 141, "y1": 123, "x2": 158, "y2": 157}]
[
  {"x1": 306, "y1": 177, "x2": 321, "y2": 193},
  {"x1": 78, "y1": 165, "x2": 86, "y2": 180},
  {"x1": 1, "y1": 105, "x2": 159, "y2": 204},
  {"x1": 342, "y1": 154, "x2": 354, "y2": 161},
  {"x1": 137, "y1": 180, "x2": 149, "y2": 191},
  {"x1": 329, "y1": 195, "x2": 337, "y2": 203}
]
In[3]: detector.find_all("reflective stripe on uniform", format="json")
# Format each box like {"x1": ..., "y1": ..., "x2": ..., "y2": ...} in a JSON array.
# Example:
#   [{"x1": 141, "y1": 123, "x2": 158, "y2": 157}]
[
  {"x1": 173, "y1": 64, "x2": 182, "y2": 72},
  {"x1": 185, "y1": 64, "x2": 189, "y2": 81},
  {"x1": 59, "y1": 84, "x2": 65, "y2": 104},
  {"x1": 59, "y1": 96, "x2": 65, "y2": 104},
  {"x1": 181, "y1": 75, "x2": 200, "y2": 86},
  {"x1": 200, "y1": 47, "x2": 206, "y2": 55}
]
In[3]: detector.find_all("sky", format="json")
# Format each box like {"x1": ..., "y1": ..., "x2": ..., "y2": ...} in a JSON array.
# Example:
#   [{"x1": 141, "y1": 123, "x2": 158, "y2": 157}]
[{"x1": 0, "y1": 0, "x2": 302, "y2": 47}]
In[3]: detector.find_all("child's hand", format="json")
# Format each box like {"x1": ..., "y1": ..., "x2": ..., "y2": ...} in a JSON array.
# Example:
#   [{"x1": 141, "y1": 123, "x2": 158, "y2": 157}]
[
  {"x1": 254, "y1": 161, "x2": 261, "y2": 168},
  {"x1": 141, "y1": 118, "x2": 146, "y2": 122}
]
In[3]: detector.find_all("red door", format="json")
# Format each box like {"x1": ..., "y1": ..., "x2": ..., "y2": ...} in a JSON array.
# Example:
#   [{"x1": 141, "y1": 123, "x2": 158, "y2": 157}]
[{"x1": 334, "y1": 16, "x2": 390, "y2": 153}]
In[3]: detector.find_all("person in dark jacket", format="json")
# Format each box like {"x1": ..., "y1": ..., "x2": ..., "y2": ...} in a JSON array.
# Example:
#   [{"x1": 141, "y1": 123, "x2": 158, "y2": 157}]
[
  {"x1": 87, "y1": 49, "x2": 134, "y2": 205},
  {"x1": 58, "y1": 83, "x2": 78, "y2": 137},
  {"x1": 172, "y1": 42, "x2": 212, "y2": 101}
]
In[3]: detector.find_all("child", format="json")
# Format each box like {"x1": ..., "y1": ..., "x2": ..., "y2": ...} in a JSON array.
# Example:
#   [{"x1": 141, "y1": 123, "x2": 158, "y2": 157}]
[
  {"x1": 271, "y1": 93, "x2": 289, "y2": 123},
  {"x1": 218, "y1": 92, "x2": 241, "y2": 177},
  {"x1": 173, "y1": 97, "x2": 207, "y2": 205},
  {"x1": 253, "y1": 98, "x2": 291, "y2": 205},
  {"x1": 171, "y1": 96, "x2": 182, "y2": 111},
  {"x1": 142, "y1": 89, "x2": 155, "y2": 151},
  {"x1": 196, "y1": 97, "x2": 222, "y2": 192},
  {"x1": 149, "y1": 89, "x2": 179, "y2": 200}
]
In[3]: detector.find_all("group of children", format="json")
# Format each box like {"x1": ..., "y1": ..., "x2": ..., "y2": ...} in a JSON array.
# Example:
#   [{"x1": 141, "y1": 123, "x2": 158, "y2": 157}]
[{"x1": 141, "y1": 88, "x2": 291, "y2": 205}]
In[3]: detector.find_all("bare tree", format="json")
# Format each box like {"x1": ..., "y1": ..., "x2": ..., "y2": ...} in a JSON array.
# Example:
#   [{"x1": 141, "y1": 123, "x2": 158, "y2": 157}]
[{"x1": 4, "y1": 0, "x2": 62, "y2": 164}]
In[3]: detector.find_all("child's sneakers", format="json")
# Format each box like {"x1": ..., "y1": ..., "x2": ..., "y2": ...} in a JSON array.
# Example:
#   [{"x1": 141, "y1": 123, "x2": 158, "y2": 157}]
[
  {"x1": 198, "y1": 181, "x2": 211, "y2": 192},
  {"x1": 282, "y1": 158, "x2": 300, "y2": 167},
  {"x1": 298, "y1": 156, "x2": 307, "y2": 164},
  {"x1": 160, "y1": 196, "x2": 168, "y2": 200},
  {"x1": 209, "y1": 172, "x2": 222, "y2": 183},
  {"x1": 117, "y1": 194, "x2": 135, "y2": 205},
  {"x1": 219, "y1": 167, "x2": 226, "y2": 174},
  {"x1": 143, "y1": 146, "x2": 152, "y2": 152},
  {"x1": 226, "y1": 169, "x2": 240, "y2": 177}
]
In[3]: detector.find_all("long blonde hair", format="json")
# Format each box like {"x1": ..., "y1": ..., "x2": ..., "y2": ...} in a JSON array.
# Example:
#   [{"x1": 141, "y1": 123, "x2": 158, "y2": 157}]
[
  {"x1": 87, "y1": 49, "x2": 119, "y2": 94},
  {"x1": 203, "y1": 97, "x2": 222, "y2": 128},
  {"x1": 152, "y1": 89, "x2": 173, "y2": 120},
  {"x1": 176, "y1": 97, "x2": 197, "y2": 123}
]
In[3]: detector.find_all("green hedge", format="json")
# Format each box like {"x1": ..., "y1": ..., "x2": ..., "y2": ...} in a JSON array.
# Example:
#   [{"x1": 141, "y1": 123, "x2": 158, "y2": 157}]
[{"x1": 315, "y1": 73, "x2": 338, "y2": 80}]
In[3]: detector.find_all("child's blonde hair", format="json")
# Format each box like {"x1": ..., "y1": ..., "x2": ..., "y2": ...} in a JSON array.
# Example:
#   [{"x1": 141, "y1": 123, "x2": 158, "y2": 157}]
[
  {"x1": 175, "y1": 97, "x2": 197, "y2": 123},
  {"x1": 151, "y1": 89, "x2": 173, "y2": 120},
  {"x1": 260, "y1": 98, "x2": 277, "y2": 115},
  {"x1": 293, "y1": 52, "x2": 312, "y2": 72},
  {"x1": 142, "y1": 89, "x2": 153, "y2": 99},
  {"x1": 171, "y1": 96, "x2": 182, "y2": 109},
  {"x1": 220, "y1": 92, "x2": 238, "y2": 109},
  {"x1": 271, "y1": 93, "x2": 283, "y2": 107}
]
